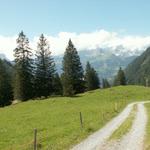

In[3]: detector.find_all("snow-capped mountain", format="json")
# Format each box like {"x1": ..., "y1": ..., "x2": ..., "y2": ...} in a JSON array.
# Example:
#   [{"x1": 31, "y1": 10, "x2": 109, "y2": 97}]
[
  {"x1": 85, "y1": 46, "x2": 145, "y2": 57},
  {"x1": 0, "y1": 46, "x2": 146, "y2": 80},
  {"x1": 111, "y1": 45, "x2": 146, "y2": 57},
  {"x1": 54, "y1": 47, "x2": 144, "y2": 79}
]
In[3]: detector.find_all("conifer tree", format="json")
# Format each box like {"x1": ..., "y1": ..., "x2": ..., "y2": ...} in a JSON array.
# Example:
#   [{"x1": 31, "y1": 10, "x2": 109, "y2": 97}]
[
  {"x1": 0, "y1": 59, "x2": 13, "y2": 106},
  {"x1": 62, "y1": 39, "x2": 85, "y2": 96},
  {"x1": 13, "y1": 31, "x2": 34, "y2": 101},
  {"x1": 114, "y1": 67, "x2": 126, "y2": 86},
  {"x1": 102, "y1": 78, "x2": 110, "y2": 88},
  {"x1": 85, "y1": 61, "x2": 100, "y2": 91},
  {"x1": 34, "y1": 34, "x2": 55, "y2": 98},
  {"x1": 52, "y1": 73, "x2": 63, "y2": 95}
]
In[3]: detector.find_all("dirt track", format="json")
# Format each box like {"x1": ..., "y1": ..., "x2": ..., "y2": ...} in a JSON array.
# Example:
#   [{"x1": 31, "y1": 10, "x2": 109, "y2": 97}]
[{"x1": 71, "y1": 102, "x2": 148, "y2": 150}]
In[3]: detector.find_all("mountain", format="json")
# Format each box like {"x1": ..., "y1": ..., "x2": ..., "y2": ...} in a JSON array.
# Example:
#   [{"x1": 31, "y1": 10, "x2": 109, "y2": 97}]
[
  {"x1": 0, "y1": 53, "x2": 7, "y2": 60},
  {"x1": 0, "y1": 54, "x2": 13, "y2": 75},
  {"x1": 125, "y1": 47, "x2": 150, "y2": 85},
  {"x1": 0, "y1": 47, "x2": 142, "y2": 80},
  {"x1": 54, "y1": 48, "x2": 137, "y2": 79}
]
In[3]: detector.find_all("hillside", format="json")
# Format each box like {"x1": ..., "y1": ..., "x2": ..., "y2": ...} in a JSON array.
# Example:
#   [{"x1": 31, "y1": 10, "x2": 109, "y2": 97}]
[
  {"x1": 0, "y1": 48, "x2": 136, "y2": 80},
  {"x1": 54, "y1": 48, "x2": 136, "y2": 79},
  {"x1": 125, "y1": 47, "x2": 150, "y2": 85},
  {"x1": 0, "y1": 86, "x2": 150, "y2": 150},
  {"x1": 0, "y1": 58, "x2": 13, "y2": 79}
]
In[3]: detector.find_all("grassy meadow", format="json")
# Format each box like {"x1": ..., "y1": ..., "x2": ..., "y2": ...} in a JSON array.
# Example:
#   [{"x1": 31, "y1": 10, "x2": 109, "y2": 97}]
[{"x1": 0, "y1": 86, "x2": 150, "y2": 150}]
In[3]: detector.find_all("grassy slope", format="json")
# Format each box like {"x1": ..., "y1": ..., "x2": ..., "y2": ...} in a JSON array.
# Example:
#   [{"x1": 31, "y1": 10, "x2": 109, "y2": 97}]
[{"x1": 0, "y1": 86, "x2": 150, "y2": 150}]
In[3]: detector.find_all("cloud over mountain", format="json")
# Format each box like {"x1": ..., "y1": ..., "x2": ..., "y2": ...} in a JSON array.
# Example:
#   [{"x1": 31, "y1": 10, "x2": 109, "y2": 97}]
[{"x1": 1, "y1": 30, "x2": 150, "y2": 60}]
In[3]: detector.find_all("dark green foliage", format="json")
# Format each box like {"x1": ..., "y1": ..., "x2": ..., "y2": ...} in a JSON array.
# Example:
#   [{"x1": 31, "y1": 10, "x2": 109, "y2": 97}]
[
  {"x1": 54, "y1": 49, "x2": 136, "y2": 79},
  {"x1": 13, "y1": 31, "x2": 34, "y2": 101},
  {"x1": 34, "y1": 34, "x2": 56, "y2": 98},
  {"x1": 102, "y1": 78, "x2": 110, "y2": 88},
  {"x1": 0, "y1": 59, "x2": 13, "y2": 106},
  {"x1": 62, "y1": 39, "x2": 85, "y2": 96},
  {"x1": 125, "y1": 47, "x2": 150, "y2": 86},
  {"x1": 85, "y1": 62, "x2": 100, "y2": 91},
  {"x1": 52, "y1": 73, "x2": 63, "y2": 95},
  {"x1": 114, "y1": 67, "x2": 126, "y2": 86}
]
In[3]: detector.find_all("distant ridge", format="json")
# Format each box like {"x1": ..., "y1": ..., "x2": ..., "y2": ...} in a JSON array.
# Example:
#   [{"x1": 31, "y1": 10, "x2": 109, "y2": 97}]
[
  {"x1": 54, "y1": 48, "x2": 136, "y2": 79},
  {"x1": 125, "y1": 47, "x2": 150, "y2": 85},
  {"x1": 0, "y1": 53, "x2": 7, "y2": 60}
]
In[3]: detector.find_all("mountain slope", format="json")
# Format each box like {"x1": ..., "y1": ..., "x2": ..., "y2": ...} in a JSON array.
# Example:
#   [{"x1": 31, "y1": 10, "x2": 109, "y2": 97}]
[
  {"x1": 55, "y1": 49, "x2": 136, "y2": 79},
  {"x1": 0, "y1": 53, "x2": 7, "y2": 60},
  {"x1": 125, "y1": 47, "x2": 150, "y2": 85},
  {"x1": 0, "y1": 48, "x2": 138, "y2": 80}
]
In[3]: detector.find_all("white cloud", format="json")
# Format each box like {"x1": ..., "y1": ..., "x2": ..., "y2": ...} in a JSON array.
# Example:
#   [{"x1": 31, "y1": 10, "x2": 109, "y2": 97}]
[
  {"x1": 1, "y1": 29, "x2": 150, "y2": 60},
  {"x1": 0, "y1": 35, "x2": 17, "y2": 60}
]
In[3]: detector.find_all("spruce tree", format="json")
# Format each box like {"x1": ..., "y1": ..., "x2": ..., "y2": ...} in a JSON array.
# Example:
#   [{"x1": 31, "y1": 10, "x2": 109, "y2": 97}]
[
  {"x1": 85, "y1": 61, "x2": 100, "y2": 91},
  {"x1": 62, "y1": 39, "x2": 85, "y2": 96},
  {"x1": 13, "y1": 31, "x2": 34, "y2": 101},
  {"x1": 52, "y1": 73, "x2": 63, "y2": 95},
  {"x1": 34, "y1": 34, "x2": 55, "y2": 98},
  {"x1": 0, "y1": 59, "x2": 13, "y2": 106},
  {"x1": 114, "y1": 67, "x2": 126, "y2": 86},
  {"x1": 102, "y1": 78, "x2": 110, "y2": 88}
]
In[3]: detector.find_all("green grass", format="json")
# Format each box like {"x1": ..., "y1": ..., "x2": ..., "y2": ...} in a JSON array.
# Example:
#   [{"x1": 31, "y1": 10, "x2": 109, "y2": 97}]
[
  {"x1": 109, "y1": 104, "x2": 137, "y2": 140},
  {"x1": 144, "y1": 103, "x2": 150, "y2": 150},
  {"x1": 0, "y1": 86, "x2": 150, "y2": 150}
]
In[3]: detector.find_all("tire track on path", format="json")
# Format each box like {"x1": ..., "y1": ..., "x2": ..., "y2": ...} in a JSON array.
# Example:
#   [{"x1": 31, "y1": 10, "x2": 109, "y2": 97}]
[
  {"x1": 100, "y1": 103, "x2": 147, "y2": 150},
  {"x1": 71, "y1": 102, "x2": 134, "y2": 150}
]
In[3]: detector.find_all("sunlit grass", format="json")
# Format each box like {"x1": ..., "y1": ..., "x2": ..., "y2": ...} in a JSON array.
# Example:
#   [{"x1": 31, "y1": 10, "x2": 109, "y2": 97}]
[{"x1": 0, "y1": 86, "x2": 150, "y2": 150}]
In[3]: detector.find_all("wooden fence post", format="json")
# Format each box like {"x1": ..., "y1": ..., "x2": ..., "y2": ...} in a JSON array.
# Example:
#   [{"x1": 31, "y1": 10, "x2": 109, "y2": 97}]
[
  {"x1": 34, "y1": 128, "x2": 37, "y2": 150},
  {"x1": 101, "y1": 110, "x2": 104, "y2": 123},
  {"x1": 79, "y1": 112, "x2": 83, "y2": 128},
  {"x1": 115, "y1": 102, "x2": 118, "y2": 112}
]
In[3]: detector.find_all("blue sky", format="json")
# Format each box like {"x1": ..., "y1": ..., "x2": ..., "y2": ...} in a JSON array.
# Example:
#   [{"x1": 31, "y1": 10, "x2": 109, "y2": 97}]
[
  {"x1": 1, "y1": 0, "x2": 150, "y2": 60},
  {"x1": 0, "y1": 0, "x2": 149, "y2": 37}
]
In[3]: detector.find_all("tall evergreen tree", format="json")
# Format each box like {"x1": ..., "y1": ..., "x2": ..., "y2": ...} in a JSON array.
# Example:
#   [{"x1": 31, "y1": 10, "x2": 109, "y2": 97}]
[
  {"x1": 34, "y1": 34, "x2": 55, "y2": 98},
  {"x1": 85, "y1": 62, "x2": 100, "y2": 91},
  {"x1": 102, "y1": 78, "x2": 110, "y2": 88},
  {"x1": 13, "y1": 31, "x2": 34, "y2": 101},
  {"x1": 0, "y1": 59, "x2": 13, "y2": 107},
  {"x1": 114, "y1": 67, "x2": 126, "y2": 86},
  {"x1": 52, "y1": 73, "x2": 63, "y2": 95},
  {"x1": 62, "y1": 39, "x2": 85, "y2": 96}
]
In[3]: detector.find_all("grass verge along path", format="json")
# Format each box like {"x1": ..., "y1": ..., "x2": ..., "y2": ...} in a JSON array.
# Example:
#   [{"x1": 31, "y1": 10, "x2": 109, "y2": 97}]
[{"x1": 109, "y1": 104, "x2": 137, "y2": 140}]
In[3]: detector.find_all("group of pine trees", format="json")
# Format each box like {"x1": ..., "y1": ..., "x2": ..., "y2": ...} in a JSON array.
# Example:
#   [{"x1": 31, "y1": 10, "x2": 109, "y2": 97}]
[
  {"x1": 0, "y1": 31, "x2": 102, "y2": 106},
  {"x1": 0, "y1": 31, "x2": 128, "y2": 107}
]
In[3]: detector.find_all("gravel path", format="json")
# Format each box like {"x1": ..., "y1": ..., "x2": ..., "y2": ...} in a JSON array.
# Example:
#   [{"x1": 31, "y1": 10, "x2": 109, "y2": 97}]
[
  {"x1": 100, "y1": 102, "x2": 147, "y2": 150},
  {"x1": 71, "y1": 101, "x2": 148, "y2": 150},
  {"x1": 71, "y1": 102, "x2": 134, "y2": 150}
]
